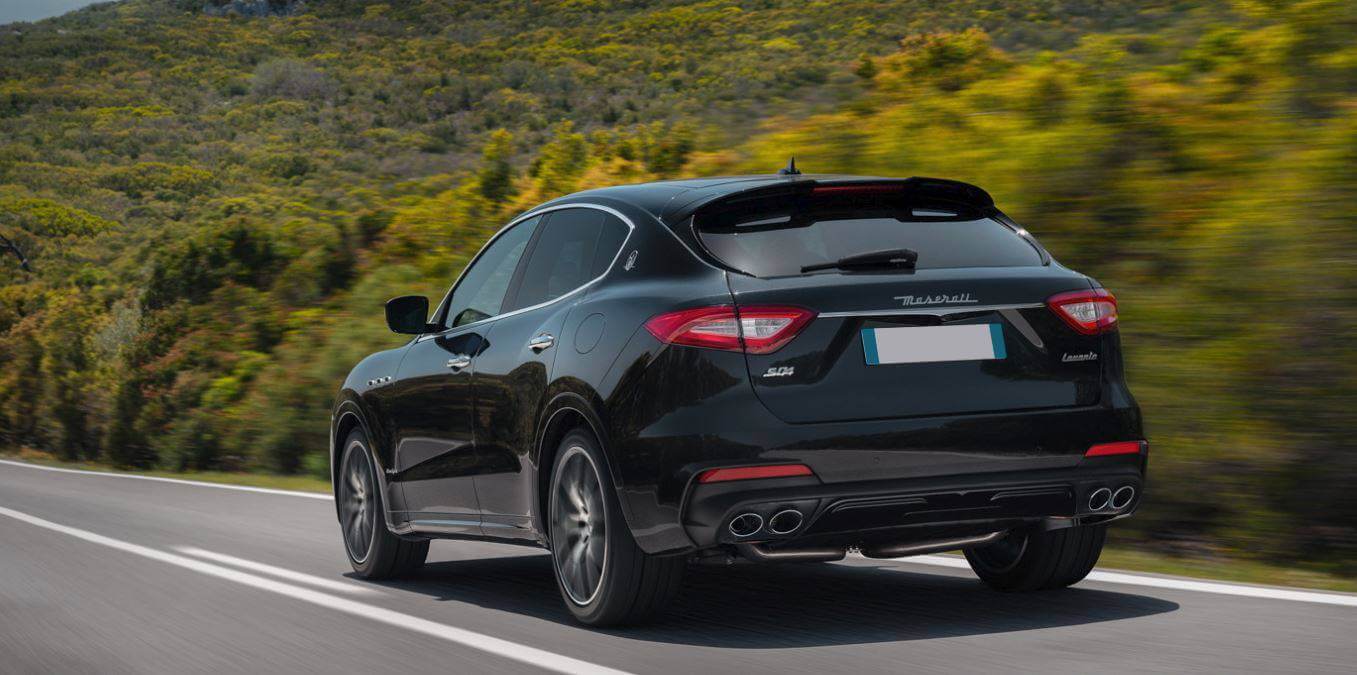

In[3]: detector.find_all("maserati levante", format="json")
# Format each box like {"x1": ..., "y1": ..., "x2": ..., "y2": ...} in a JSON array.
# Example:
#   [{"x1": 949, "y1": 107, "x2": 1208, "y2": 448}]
[{"x1": 330, "y1": 168, "x2": 1146, "y2": 625}]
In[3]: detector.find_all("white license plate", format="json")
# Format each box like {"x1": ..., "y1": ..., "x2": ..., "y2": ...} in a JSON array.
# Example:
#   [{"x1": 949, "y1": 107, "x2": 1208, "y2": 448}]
[{"x1": 862, "y1": 324, "x2": 1006, "y2": 365}]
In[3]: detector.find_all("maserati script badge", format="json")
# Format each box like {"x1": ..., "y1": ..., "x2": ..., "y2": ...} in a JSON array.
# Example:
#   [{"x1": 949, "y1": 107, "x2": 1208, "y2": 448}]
[{"x1": 893, "y1": 293, "x2": 978, "y2": 307}]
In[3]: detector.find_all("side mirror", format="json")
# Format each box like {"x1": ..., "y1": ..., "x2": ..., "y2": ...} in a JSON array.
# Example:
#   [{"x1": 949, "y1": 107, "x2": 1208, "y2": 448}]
[{"x1": 385, "y1": 295, "x2": 431, "y2": 334}]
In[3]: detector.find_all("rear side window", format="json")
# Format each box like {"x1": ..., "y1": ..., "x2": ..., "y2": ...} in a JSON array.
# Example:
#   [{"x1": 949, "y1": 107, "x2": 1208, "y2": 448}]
[
  {"x1": 591, "y1": 214, "x2": 629, "y2": 278},
  {"x1": 506, "y1": 208, "x2": 629, "y2": 311},
  {"x1": 694, "y1": 189, "x2": 1042, "y2": 278}
]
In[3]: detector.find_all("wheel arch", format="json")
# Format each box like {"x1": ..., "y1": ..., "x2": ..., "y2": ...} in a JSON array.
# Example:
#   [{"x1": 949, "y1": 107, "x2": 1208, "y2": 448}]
[
  {"x1": 533, "y1": 389, "x2": 636, "y2": 546},
  {"x1": 331, "y1": 395, "x2": 403, "y2": 533}
]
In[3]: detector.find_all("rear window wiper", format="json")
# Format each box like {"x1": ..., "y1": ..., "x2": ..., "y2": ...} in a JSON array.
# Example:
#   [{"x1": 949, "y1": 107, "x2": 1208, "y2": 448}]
[{"x1": 800, "y1": 248, "x2": 918, "y2": 273}]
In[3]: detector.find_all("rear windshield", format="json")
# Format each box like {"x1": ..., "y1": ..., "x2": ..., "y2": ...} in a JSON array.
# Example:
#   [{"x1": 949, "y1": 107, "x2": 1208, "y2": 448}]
[{"x1": 694, "y1": 188, "x2": 1043, "y2": 278}]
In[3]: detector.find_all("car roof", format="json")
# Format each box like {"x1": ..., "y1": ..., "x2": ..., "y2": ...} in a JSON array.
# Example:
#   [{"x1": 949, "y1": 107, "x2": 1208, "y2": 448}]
[{"x1": 536, "y1": 174, "x2": 996, "y2": 226}]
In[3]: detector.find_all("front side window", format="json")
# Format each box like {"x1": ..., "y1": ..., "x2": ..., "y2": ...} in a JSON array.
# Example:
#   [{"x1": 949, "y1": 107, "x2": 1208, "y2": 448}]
[
  {"x1": 506, "y1": 209, "x2": 628, "y2": 311},
  {"x1": 442, "y1": 215, "x2": 540, "y2": 328}
]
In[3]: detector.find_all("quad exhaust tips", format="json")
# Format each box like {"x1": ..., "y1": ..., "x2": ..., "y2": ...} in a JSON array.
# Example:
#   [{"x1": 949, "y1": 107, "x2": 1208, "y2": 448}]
[
  {"x1": 728, "y1": 513, "x2": 764, "y2": 538},
  {"x1": 768, "y1": 509, "x2": 804, "y2": 535},
  {"x1": 1088, "y1": 485, "x2": 1137, "y2": 512},
  {"x1": 728, "y1": 508, "x2": 806, "y2": 538},
  {"x1": 1088, "y1": 487, "x2": 1112, "y2": 511},
  {"x1": 1111, "y1": 485, "x2": 1136, "y2": 510}
]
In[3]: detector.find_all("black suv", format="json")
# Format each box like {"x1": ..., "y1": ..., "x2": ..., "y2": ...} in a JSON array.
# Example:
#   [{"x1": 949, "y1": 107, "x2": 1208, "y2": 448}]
[{"x1": 330, "y1": 173, "x2": 1146, "y2": 626}]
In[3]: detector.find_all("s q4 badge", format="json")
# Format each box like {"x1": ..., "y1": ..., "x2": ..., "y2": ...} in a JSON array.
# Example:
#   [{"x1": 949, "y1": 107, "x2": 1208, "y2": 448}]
[{"x1": 763, "y1": 366, "x2": 795, "y2": 378}]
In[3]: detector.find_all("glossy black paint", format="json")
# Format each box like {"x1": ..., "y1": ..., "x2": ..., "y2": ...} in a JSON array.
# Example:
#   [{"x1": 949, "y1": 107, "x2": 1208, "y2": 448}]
[{"x1": 331, "y1": 174, "x2": 1146, "y2": 557}]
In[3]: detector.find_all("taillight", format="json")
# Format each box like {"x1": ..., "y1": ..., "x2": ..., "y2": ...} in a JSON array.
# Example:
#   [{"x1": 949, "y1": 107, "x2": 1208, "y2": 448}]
[
  {"x1": 644, "y1": 305, "x2": 815, "y2": 354},
  {"x1": 1046, "y1": 288, "x2": 1118, "y2": 335},
  {"x1": 696, "y1": 463, "x2": 815, "y2": 483},
  {"x1": 1085, "y1": 441, "x2": 1146, "y2": 457}
]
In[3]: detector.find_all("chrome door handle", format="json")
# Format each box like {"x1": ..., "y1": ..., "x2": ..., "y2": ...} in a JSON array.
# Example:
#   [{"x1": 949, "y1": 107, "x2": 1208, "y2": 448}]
[
  {"x1": 446, "y1": 354, "x2": 471, "y2": 370},
  {"x1": 528, "y1": 333, "x2": 555, "y2": 352}
]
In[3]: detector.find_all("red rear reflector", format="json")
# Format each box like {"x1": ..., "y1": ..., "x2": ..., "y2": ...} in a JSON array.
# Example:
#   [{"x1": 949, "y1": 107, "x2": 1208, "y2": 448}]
[
  {"x1": 1047, "y1": 288, "x2": 1118, "y2": 335},
  {"x1": 697, "y1": 463, "x2": 815, "y2": 483},
  {"x1": 644, "y1": 305, "x2": 815, "y2": 354},
  {"x1": 1085, "y1": 441, "x2": 1145, "y2": 457},
  {"x1": 810, "y1": 183, "x2": 905, "y2": 195}
]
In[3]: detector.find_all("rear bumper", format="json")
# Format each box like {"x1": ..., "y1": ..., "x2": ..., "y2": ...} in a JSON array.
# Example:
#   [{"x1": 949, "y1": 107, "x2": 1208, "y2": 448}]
[
  {"x1": 682, "y1": 451, "x2": 1145, "y2": 551},
  {"x1": 608, "y1": 390, "x2": 1144, "y2": 554},
  {"x1": 601, "y1": 337, "x2": 1144, "y2": 555}
]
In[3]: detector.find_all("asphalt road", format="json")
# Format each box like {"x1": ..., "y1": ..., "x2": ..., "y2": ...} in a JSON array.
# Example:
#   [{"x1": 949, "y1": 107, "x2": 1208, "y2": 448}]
[{"x1": 2, "y1": 460, "x2": 1355, "y2": 674}]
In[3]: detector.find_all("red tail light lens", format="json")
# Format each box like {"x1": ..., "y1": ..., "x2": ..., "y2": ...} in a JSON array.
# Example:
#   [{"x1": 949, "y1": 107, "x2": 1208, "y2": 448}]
[
  {"x1": 697, "y1": 463, "x2": 815, "y2": 483},
  {"x1": 644, "y1": 305, "x2": 815, "y2": 354},
  {"x1": 1085, "y1": 441, "x2": 1146, "y2": 457},
  {"x1": 1047, "y1": 288, "x2": 1118, "y2": 335}
]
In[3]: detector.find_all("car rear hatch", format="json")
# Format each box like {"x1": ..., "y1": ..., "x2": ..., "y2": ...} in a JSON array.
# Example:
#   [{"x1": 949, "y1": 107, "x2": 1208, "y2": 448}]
[{"x1": 691, "y1": 180, "x2": 1105, "y2": 424}]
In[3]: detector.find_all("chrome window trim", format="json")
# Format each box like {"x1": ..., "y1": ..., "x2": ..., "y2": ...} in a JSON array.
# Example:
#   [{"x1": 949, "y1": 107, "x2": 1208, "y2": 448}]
[
  {"x1": 992, "y1": 212, "x2": 1052, "y2": 266},
  {"x1": 818, "y1": 302, "x2": 1044, "y2": 318},
  {"x1": 418, "y1": 203, "x2": 637, "y2": 342}
]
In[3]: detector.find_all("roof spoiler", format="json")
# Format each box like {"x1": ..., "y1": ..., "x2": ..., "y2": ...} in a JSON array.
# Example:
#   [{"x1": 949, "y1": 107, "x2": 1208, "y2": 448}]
[
  {"x1": 899, "y1": 177, "x2": 994, "y2": 209},
  {"x1": 670, "y1": 175, "x2": 997, "y2": 223},
  {"x1": 802, "y1": 176, "x2": 994, "y2": 209}
]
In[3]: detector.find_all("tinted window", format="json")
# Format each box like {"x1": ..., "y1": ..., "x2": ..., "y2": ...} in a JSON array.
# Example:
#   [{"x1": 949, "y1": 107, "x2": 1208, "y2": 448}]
[
  {"x1": 443, "y1": 215, "x2": 539, "y2": 328},
  {"x1": 695, "y1": 192, "x2": 1042, "y2": 278},
  {"x1": 507, "y1": 209, "x2": 627, "y2": 311},
  {"x1": 591, "y1": 214, "x2": 629, "y2": 278}
]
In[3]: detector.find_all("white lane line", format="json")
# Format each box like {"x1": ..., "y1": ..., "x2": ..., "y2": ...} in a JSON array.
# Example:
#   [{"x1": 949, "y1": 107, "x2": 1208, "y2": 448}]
[
  {"x1": 174, "y1": 547, "x2": 380, "y2": 596},
  {"x1": 0, "y1": 505, "x2": 632, "y2": 675},
  {"x1": 0, "y1": 458, "x2": 330, "y2": 500},
  {"x1": 9, "y1": 456, "x2": 1353, "y2": 610},
  {"x1": 896, "y1": 554, "x2": 1357, "y2": 608}
]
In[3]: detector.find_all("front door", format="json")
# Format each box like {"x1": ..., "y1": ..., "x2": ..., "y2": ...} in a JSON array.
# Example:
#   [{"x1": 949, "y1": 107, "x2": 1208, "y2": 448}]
[
  {"x1": 386, "y1": 213, "x2": 542, "y2": 532},
  {"x1": 386, "y1": 329, "x2": 488, "y2": 531}
]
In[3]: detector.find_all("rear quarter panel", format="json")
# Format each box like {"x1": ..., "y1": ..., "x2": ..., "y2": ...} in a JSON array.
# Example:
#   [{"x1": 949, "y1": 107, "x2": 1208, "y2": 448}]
[{"x1": 543, "y1": 202, "x2": 737, "y2": 551}]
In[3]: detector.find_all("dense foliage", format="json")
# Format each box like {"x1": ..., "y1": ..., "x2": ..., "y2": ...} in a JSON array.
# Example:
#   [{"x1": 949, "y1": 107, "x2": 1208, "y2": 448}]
[{"x1": 1, "y1": 0, "x2": 1353, "y2": 571}]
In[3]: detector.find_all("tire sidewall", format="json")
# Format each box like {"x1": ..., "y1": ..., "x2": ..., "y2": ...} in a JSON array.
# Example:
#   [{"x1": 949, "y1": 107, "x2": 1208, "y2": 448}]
[
  {"x1": 548, "y1": 429, "x2": 626, "y2": 624},
  {"x1": 340, "y1": 430, "x2": 384, "y2": 576},
  {"x1": 965, "y1": 525, "x2": 1106, "y2": 591}
]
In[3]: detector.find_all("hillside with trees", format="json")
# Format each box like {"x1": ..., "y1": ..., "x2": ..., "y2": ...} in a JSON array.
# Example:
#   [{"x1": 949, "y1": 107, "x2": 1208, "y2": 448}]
[{"x1": 1, "y1": 0, "x2": 1353, "y2": 574}]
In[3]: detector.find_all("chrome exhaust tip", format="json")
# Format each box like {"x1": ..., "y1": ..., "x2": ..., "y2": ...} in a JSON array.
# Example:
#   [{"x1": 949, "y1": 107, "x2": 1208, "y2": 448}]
[
  {"x1": 767, "y1": 509, "x2": 804, "y2": 535},
  {"x1": 1111, "y1": 485, "x2": 1136, "y2": 510},
  {"x1": 1088, "y1": 487, "x2": 1112, "y2": 511},
  {"x1": 728, "y1": 513, "x2": 764, "y2": 538}
]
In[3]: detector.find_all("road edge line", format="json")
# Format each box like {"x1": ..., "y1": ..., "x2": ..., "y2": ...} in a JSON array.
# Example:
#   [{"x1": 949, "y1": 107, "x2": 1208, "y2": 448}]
[
  {"x1": 0, "y1": 458, "x2": 331, "y2": 500},
  {"x1": 174, "y1": 546, "x2": 381, "y2": 596},
  {"x1": 900, "y1": 554, "x2": 1357, "y2": 607},
  {"x1": 0, "y1": 505, "x2": 632, "y2": 675}
]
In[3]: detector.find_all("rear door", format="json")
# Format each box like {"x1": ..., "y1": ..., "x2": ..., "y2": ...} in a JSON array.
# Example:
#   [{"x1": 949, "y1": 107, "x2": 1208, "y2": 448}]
[
  {"x1": 470, "y1": 207, "x2": 630, "y2": 535},
  {"x1": 694, "y1": 185, "x2": 1102, "y2": 424}
]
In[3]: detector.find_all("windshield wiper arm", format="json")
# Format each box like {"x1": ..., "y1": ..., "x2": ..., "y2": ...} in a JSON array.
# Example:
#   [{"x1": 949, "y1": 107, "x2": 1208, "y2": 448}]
[{"x1": 801, "y1": 248, "x2": 918, "y2": 273}]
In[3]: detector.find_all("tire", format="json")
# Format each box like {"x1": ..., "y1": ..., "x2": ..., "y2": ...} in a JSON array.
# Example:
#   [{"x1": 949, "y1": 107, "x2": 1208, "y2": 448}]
[
  {"x1": 337, "y1": 428, "x2": 429, "y2": 580},
  {"x1": 548, "y1": 429, "x2": 684, "y2": 626},
  {"x1": 964, "y1": 524, "x2": 1106, "y2": 592}
]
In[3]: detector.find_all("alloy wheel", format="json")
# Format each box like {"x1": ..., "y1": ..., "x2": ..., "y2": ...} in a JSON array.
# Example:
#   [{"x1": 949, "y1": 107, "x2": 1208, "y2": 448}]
[
  {"x1": 340, "y1": 441, "x2": 376, "y2": 564},
  {"x1": 551, "y1": 445, "x2": 608, "y2": 605}
]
